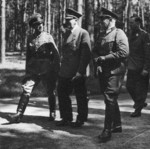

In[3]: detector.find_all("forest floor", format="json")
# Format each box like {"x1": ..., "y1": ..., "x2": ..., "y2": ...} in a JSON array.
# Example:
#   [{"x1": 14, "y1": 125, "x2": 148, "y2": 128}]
[
  {"x1": 1, "y1": 94, "x2": 150, "y2": 149},
  {"x1": 1, "y1": 55, "x2": 150, "y2": 149}
]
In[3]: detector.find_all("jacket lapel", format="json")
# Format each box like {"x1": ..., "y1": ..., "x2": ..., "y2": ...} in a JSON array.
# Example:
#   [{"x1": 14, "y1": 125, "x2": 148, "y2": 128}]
[{"x1": 66, "y1": 26, "x2": 81, "y2": 44}]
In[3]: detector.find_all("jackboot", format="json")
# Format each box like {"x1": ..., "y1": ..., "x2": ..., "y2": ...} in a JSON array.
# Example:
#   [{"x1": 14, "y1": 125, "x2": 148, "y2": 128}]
[
  {"x1": 98, "y1": 129, "x2": 111, "y2": 143},
  {"x1": 8, "y1": 94, "x2": 29, "y2": 123},
  {"x1": 48, "y1": 94, "x2": 56, "y2": 121}
]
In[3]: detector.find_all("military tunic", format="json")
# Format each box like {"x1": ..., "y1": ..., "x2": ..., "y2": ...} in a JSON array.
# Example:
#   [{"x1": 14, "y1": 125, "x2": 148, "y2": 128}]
[
  {"x1": 23, "y1": 31, "x2": 60, "y2": 96},
  {"x1": 126, "y1": 29, "x2": 150, "y2": 112},
  {"x1": 93, "y1": 27, "x2": 129, "y2": 130}
]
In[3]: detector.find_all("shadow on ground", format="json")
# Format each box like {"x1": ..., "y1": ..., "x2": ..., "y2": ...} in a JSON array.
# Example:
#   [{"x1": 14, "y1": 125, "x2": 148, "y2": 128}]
[{"x1": 1, "y1": 94, "x2": 150, "y2": 149}]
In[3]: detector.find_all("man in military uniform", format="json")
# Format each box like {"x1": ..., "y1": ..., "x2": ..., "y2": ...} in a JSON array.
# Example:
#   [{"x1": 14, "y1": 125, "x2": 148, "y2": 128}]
[
  {"x1": 93, "y1": 7, "x2": 129, "y2": 142},
  {"x1": 8, "y1": 13, "x2": 60, "y2": 123},
  {"x1": 126, "y1": 16, "x2": 150, "y2": 117},
  {"x1": 56, "y1": 8, "x2": 91, "y2": 127}
]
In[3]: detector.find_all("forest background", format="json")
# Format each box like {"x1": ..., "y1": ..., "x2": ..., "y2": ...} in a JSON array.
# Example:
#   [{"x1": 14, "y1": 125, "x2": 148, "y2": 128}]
[{"x1": 0, "y1": 0, "x2": 150, "y2": 97}]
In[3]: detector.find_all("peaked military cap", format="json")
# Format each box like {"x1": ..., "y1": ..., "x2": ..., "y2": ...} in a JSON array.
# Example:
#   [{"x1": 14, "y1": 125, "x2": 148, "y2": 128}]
[
  {"x1": 100, "y1": 7, "x2": 118, "y2": 20},
  {"x1": 29, "y1": 13, "x2": 44, "y2": 27},
  {"x1": 65, "y1": 8, "x2": 82, "y2": 20}
]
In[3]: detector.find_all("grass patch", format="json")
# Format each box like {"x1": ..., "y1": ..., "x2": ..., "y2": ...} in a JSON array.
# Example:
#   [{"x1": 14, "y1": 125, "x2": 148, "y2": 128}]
[{"x1": 0, "y1": 69, "x2": 47, "y2": 98}]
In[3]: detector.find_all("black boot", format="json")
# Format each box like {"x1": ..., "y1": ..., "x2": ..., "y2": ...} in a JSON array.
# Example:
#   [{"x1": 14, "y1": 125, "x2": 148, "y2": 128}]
[
  {"x1": 8, "y1": 94, "x2": 29, "y2": 123},
  {"x1": 48, "y1": 94, "x2": 56, "y2": 121},
  {"x1": 98, "y1": 129, "x2": 111, "y2": 143}
]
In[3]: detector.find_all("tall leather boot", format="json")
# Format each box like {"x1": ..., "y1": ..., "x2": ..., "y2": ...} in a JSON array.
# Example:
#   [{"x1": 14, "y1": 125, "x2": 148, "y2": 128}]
[
  {"x1": 48, "y1": 93, "x2": 56, "y2": 121},
  {"x1": 8, "y1": 94, "x2": 29, "y2": 123},
  {"x1": 99, "y1": 102, "x2": 115, "y2": 143}
]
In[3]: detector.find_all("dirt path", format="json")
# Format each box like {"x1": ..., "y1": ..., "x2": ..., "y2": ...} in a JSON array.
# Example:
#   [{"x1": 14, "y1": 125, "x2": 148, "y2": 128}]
[{"x1": 1, "y1": 94, "x2": 150, "y2": 149}]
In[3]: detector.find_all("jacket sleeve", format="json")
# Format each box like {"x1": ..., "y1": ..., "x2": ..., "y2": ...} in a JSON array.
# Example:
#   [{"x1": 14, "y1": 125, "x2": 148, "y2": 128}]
[
  {"x1": 78, "y1": 30, "x2": 91, "y2": 75},
  {"x1": 48, "y1": 35, "x2": 60, "y2": 73},
  {"x1": 26, "y1": 36, "x2": 32, "y2": 71},
  {"x1": 105, "y1": 29, "x2": 129, "y2": 61},
  {"x1": 143, "y1": 32, "x2": 150, "y2": 72}
]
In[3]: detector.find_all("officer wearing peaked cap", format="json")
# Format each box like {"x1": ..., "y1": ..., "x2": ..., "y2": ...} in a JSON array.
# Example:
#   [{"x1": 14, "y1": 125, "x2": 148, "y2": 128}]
[
  {"x1": 100, "y1": 7, "x2": 118, "y2": 20},
  {"x1": 8, "y1": 13, "x2": 60, "y2": 123},
  {"x1": 92, "y1": 7, "x2": 129, "y2": 143},
  {"x1": 56, "y1": 8, "x2": 91, "y2": 127}
]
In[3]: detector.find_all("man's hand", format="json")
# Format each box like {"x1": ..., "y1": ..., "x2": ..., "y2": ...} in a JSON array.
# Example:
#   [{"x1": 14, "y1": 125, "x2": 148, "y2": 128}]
[
  {"x1": 72, "y1": 72, "x2": 82, "y2": 81},
  {"x1": 141, "y1": 69, "x2": 149, "y2": 76},
  {"x1": 94, "y1": 56, "x2": 105, "y2": 64}
]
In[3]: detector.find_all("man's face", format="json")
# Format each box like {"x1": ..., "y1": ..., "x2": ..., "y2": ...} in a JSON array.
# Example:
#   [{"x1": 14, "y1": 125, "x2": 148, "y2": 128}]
[
  {"x1": 129, "y1": 17, "x2": 138, "y2": 31},
  {"x1": 32, "y1": 23, "x2": 44, "y2": 32},
  {"x1": 100, "y1": 17, "x2": 111, "y2": 30},
  {"x1": 65, "y1": 18, "x2": 77, "y2": 30}
]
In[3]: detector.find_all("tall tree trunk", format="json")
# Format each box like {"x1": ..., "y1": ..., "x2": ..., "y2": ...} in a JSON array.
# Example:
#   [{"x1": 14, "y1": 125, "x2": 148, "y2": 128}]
[
  {"x1": 77, "y1": 0, "x2": 83, "y2": 26},
  {"x1": 140, "y1": 0, "x2": 145, "y2": 28},
  {"x1": 123, "y1": 0, "x2": 129, "y2": 33},
  {"x1": 36, "y1": 0, "x2": 40, "y2": 12},
  {"x1": 47, "y1": 0, "x2": 51, "y2": 33},
  {"x1": 21, "y1": 0, "x2": 28, "y2": 56},
  {"x1": 85, "y1": 0, "x2": 94, "y2": 76},
  {"x1": 44, "y1": 0, "x2": 48, "y2": 32},
  {"x1": 0, "y1": 0, "x2": 6, "y2": 64},
  {"x1": 14, "y1": 0, "x2": 19, "y2": 51}
]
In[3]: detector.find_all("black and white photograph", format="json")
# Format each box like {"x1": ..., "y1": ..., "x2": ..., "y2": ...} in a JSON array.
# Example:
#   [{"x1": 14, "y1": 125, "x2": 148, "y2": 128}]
[{"x1": 1, "y1": 0, "x2": 150, "y2": 148}]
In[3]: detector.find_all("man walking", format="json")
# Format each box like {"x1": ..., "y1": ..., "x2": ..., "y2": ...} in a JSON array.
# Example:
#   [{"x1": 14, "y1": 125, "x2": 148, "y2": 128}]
[
  {"x1": 56, "y1": 8, "x2": 91, "y2": 127},
  {"x1": 93, "y1": 7, "x2": 129, "y2": 142},
  {"x1": 126, "y1": 16, "x2": 150, "y2": 117},
  {"x1": 8, "y1": 13, "x2": 60, "y2": 123}
]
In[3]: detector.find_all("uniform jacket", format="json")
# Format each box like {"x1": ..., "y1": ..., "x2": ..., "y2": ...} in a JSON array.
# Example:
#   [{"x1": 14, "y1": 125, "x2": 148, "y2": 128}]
[
  {"x1": 128, "y1": 28, "x2": 150, "y2": 72},
  {"x1": 26, "y1": 31, "x2": 60, "y2": 75},
  {"x1": 59, "y1": 25, "x2": 91, "y2": 78},
  {"x1": 93, "y1": 27, "x2": 129, "y2": 75}
]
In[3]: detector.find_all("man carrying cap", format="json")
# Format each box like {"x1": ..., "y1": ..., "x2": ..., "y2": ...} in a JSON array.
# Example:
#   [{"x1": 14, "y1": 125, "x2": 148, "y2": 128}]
[
  {"x1": 92, "y1": 7, "x2": 129, "y2": 142},
  {"x1": 56, "y1": 8, "x2": 91, "y2": 127},
  {"x1": 8, "y1": 13, "x2": 60, "y2": 123}
]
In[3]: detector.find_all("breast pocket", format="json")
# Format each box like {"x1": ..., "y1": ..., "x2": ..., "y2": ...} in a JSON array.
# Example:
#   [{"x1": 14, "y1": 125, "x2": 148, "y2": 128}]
[{"x1": 108, "y1": 38, "x2": 116, "y2": 53}]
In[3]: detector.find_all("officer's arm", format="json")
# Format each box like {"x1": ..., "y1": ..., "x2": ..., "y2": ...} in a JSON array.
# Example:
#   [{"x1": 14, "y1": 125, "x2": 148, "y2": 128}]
[
  {"x1": 48, "y1": 42, "x2": 60, "y2": 73},
  {"x1": 104, "y1": 29, "x2": 129, "y2": 61},
  {"x1": 78, "y1": 30, "x2": 91, "y2": 75}
]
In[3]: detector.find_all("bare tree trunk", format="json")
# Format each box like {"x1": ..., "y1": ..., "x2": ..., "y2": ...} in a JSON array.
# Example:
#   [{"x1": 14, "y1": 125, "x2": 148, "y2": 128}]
[
  {"x1": 77, "y1": 0, "x2": 83, "y2": 27},
  {"x1": 85, "y1": 0, "x2": 94, "y2": 76},
  {"x1": 140, "y1": 0, "x2": 145, "y2": 28},
  {"x1": 36, "y1": 0, "x2": 40, "y2": 12},
  {"x1": 47, "y1": 0, "x2": 51, "y2": 33},
  {"x1": 14, "y1": 0, "x2": 19, "y2": 51},
  {"x1": 123, "y1": 0, "x2": 129, "y2": 33},
  {"x1": 0, "y1": 0, "x2": 6, "y2": 64},
  {"x1": 44, "y1": 0, "x2": 48, "y2": 32}
]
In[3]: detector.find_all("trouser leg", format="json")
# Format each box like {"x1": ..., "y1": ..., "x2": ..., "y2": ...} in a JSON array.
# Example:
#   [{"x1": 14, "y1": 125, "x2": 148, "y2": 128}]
[
  {"x1": 134, "y1": 74, "x2": 149, "y2": 111},
  {"x1": 104, "y1": 94, "x2": 116, "y2": 131},
  {"x1": 127, "y1": 70, "x2": 149, "y2": 113},
  {"x1": 57, "y1": 77, "x2": 73, "y2": 121},
  {"x1": 8, "y1": 76, "x2": 37, "y2": 123},
  {"x1": 100, "y1": 74, "x2": 123, "y2": 131},
  {"x1": 48, "y1": 92, "x2": 56, "y2": 114},
  {"x1": 126, "y1": 71, "x2": 136, "y2": 103},
  {"x1": 73, "y1": 76, "x2": 88, "y2": 122},
  {"x1": 113, "y1": 100, "x2": 121, "y2": 127},
  {"x1": 42, "y1": 72, "x2": 57, "y2": 120}
]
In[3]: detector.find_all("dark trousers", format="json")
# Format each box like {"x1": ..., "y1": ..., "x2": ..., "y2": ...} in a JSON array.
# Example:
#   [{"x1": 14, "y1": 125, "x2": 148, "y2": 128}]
[
  {"x1": 126, "y1": 70, "x2": 149, "y2": 112},
  {"x1": 98, "y1": 73, "x2": 124, "y2": 130},
  {"x1": 57, "y1": 76, "x2": 88, "y2": 122}
]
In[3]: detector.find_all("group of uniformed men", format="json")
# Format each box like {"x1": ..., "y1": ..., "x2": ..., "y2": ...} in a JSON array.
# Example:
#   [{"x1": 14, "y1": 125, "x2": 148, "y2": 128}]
[{"x1": 8, "y1": 7, "x2": 150, "y2": 143}]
